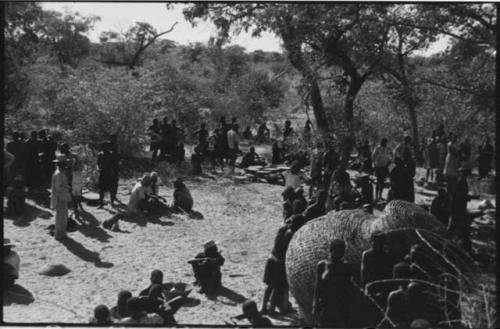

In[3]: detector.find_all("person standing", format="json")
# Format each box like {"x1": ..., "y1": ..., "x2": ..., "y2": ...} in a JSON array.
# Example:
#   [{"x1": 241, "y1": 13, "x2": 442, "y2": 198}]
[
  {"x1": 426, "y1": 138, "x2": 439, "y2": 183},
  {"x1": 6, "y1": 132, "x2": 27, "y2": 182},
  {"x1": 436, "y1": 136, "x2": 447, "y2": 171},
  {"x1": 309, "y1": 142, "x2": 324, "y2": 199},
  {"x1": 227, "y1": 124, "x2": 240, "y2": 173},
  {"x1": 148, "y1": 119, "x2": 162, "y2": 162},
  {"x1": 402, "y1": 136, "x2": 416, "y2": 202},
  {"x1": 39, "y1": 130, "x2": 58, "y2": 185},
  {"x1": 372, "y1": 138, "x2": 392, "y2": 201},
  {"x1": 25, "y1": 131, "x2": 41, "y2": 190},
  {"x1": 97, "y1": 142, "x2": 117, "y2": 208},
  {"x1": 390, "y1": 158, "x2": 411, "y2": 202},
  {"x1": 450, "y1": 168, "x2": 471, "y2": 252},
  {"x1": 322, "y1": 144, "x2": 339, "y2": 190},
  {"x1": 444, "y1": 134, "x2": 459, "y2": 200},
  {"x1": 60, "y1": 143, "x2": 84, "y2": 219},
  {"x1": 109, "y1": 134, "x2": 120, "y2": 203},
  {"x1": 458, "y1": 138, "x2": 472, "y2": 176},
  {"x1": 50, "y1": 158, "x2": 72, "y2": 240},
  {"x1": 193, "y1": 123, "x2": 209, "y2": 156},
  {"x1": 160, "y1": 116, "x2": 171, "y2": 159},
  {"x1": 478, "y1": 136, "x2": 494, "y2": 179}
]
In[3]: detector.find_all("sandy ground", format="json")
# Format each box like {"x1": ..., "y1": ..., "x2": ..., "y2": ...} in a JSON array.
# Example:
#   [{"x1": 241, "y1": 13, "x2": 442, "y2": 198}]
[{"x1": 3, "y1": 163, "x2": 495, "y2": 325}]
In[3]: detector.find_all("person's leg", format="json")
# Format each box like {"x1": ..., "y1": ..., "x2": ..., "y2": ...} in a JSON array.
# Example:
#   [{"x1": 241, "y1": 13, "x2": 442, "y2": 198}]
[
  {"x1": 54, "y1": 202, "x2": 68, "y2": 240},
  {"x1": 261, "y1": 286, "x2": 273, "y2": 313},
  {"x1": 99, "y1": 190, "x2": 105, "y2": 208}
]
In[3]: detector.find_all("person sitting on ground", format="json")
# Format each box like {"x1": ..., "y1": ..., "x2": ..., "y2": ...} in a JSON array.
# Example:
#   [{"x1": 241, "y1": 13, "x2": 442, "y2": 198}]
[
  {"x1": 361, "y1": 233, "x2": 394, "y2": 309},
  {"x1": 240, "y1": 146, "x2": 266, "y2": 168},
  {"x1": 281, "y1": 186, "x2": 295, "y2": 221},
  {"x1": 6, "y1": 177, "x2": 27, "y2": 216},
  {"x1": 128, "y1": 175, "x2": 154, "y2": 215},
  {"x1": 89, "y1": 304, "x2": 113, "y2": 324},
  {"x1": 111, "y1": 290, "x2": 132, "y2": 320},
  {"x1": 379, "y1": 262, "x2": 412, "y2": 328},
  {"x1": 189, "y1": 240, "x2": 225, "y2": 294},
  {"x1": 119, "y1": 296, "x2": 163, "y2": 324},
  {"x1": 312, "y1": 239, "x2": 353, "y2": 327},
  {"x1": 430, "y1": 188, "x2": 451, "y2": 227},
  {"x1": 146, "y1": 172, "x2": 168, "y2": 209},
  {"x1": 283, "y1": 161, "x2": 306, "y2": 190},
  {"x1": 139, "y1": 269, "x2": 165, "y2": 296},
  {"x1": 231, "y1": 299, "x2": 273, "y2": 327},
  {"x1": 3, "y1": 239, "x2": 20, "y2": 290},
  {"x1": 326, "y1": 162, "x2": 353, "y2": 211},
  {"x1": 143, "y1": 284, "x2": 182, "y2": 326},
  {"x1": 285, "y1": 199, "x2": 307, "y2": 225},
  {"x1": 303, "y1": 189, "x2": 327, "y2": 221},
  {"x1": 172, "y1": 178, "x2": 193, "y2": 213},
  {"x1": 293, "y1": 188, "x2": 307, "y2": 210}
]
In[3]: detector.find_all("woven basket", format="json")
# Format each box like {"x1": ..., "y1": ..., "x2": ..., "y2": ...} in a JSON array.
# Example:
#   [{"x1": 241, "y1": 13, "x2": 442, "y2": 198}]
[{"x1": 285, "y1": 200, "x2": 454, "y2": 326}]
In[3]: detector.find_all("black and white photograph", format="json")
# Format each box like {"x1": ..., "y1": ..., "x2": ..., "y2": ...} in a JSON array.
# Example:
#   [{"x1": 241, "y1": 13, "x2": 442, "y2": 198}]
[{"x1": 3, "y1": 2, "x2": 497, "y2": 327}]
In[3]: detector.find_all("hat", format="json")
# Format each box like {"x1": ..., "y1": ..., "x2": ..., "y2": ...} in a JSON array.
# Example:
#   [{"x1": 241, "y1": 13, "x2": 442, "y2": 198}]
[
  {"x1": 203, "y1": 240, "x2": 217, "y2": 250},
  {"x1": 4, "y1": 238, "x2": 15, "y2": 248}
]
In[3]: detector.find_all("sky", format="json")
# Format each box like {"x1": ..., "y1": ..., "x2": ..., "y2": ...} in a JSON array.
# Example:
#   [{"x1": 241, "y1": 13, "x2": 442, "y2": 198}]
[
  {"x1": 41, "y1": 2, "x2": 448, "y2": 55},
  {"x1": 41, "y1": 2, "x2": 284, "y2": 53}
]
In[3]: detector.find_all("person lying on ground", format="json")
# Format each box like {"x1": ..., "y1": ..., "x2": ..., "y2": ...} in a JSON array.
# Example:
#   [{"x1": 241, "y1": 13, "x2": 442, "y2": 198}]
[
  {"x1": 189, "y1": 240, "x2": 225, "y2": 294},
  {"x1": 119, "y1": 296, "x2": 163, "y2": 324},
  {"x1": 110, "y1": 290, "x2": 132, "y2": 320},
  {"x1": 89, "y1": 304, "x2": 113, "y2": 324},
  {"x1": 231, "y1": 299, "x2": 273, "y2": 327},
  {"x1": 172, "y1": 178, "x2": 193, "y2": 213},
  {"x1": 239, "y1": 147, "x2": 267, "y2": 168}
]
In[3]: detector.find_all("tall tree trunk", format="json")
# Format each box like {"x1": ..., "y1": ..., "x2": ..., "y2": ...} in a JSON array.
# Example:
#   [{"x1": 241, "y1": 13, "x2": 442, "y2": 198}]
[
  {"x1": 406, "y1": 101, "x2": 421, "y2": 163},
  {"x1": 339, "y1": 74, "x2": 363, "y2": 165}
]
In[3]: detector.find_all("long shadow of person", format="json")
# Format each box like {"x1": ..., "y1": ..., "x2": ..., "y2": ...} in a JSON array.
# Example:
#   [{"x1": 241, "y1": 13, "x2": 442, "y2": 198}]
[
  {"x1": 77, "y1": 210, "x2": 113, "y2": 242},
  {"x1": 5, "y1": 203, "x2": 52, "y2": 227},
  {"x1": 27, "y1": 188, "x2": 51, "y2": 208},
  {"x1": 206, "y1": 286, "x2": 247, "y2": 305},
  {"x1": 3, "y1": 284, "x2": 35, "y2": 306},
  {"x1": 58, "y1": 237, "x2": 113, "y2": 268}
]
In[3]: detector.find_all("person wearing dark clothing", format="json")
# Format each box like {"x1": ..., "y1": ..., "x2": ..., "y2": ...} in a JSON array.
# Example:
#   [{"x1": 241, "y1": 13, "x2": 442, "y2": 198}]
[
  {"x1": 281, "y1": 186, "x2": 295, "y2": 221},
  {"x1": 425, "y1": 138, "x2": 440, "y2": 183},
  {"x1": 372, "y1": 138, "x2": 392, "y2": 201},
  {"x1": 143, "y1": 284, "x2": 181, "y2": 326},
  {"x1": 293, "y1": 188, "x2": 307, "y2": 212},
  {"x1": 326, "y1": 163, "x2": 353, "y2": 211},
  {"x1": 432, "y1": 124, "x2": 446, "y2": 142},
  {"x1": 450, "y1": 168, "x2": 470, "y2": 252},
  {"x1": 312, "y1": 239, "x2": 352, "y2": 327},
  {"x1": 231, "y1": 300, "x2": 273, "y2": 327},
  {"x1": 173, "y1": 178, "x2": 193, "y2": 213},
  {"x1": 407, "y1": 282, "x2": 441, "y2": 327},
  {"x1": 139, "y1": 269, "x2": 165, "y2": 297},
  {"x1": 262, "y1": 215, "x2": 305, "y2": 314},
  {"x1": 303, "y1": 189, "x2": 327, "y2": 221},
  {"x1": 283, "y1": 120, "x2": 293, "y2": 139},
  {"x1": 213, "y1": 128, "x2": 226, "y2": 168},
  {"x1": 6, "y1": 132, "x2": 27, "y2": 182},
  {"x1": 354, "y1": 174, "x2": 374, "y2": 205},
  {"x1": 108, "y1": 134, "x2": 120, "y2": 203},
  {"x1": 309, "y1": 143, "x2": 324, "y2": 199},
  {"x1": 97, "y1": 142, "x2": 119, "y2": 207},
  {"x1": 271, "y1": 140, "x2": 284, "y2": 164},
  {"x1": 359, "y1": 140, "x2": 373, "y2": 174},
  {"x1": 458, "y1": 138, "x2": 472, "y2": 176},
  {"x1": 257, "y1": 123, "x2": 270, "y2": 143},
  {"x1": 478, "y1": 136, "x2": 494, "y2": 179},
  {"x1": 219, "y1": 117, "x2": 230, "y2": 162},
  {"x1": 148, "y1": 119, "x2": 162, "y2": 161},
  {"x1": 390, "y1": 158, "x2": 412, "y2": 202},
  {"x1": 361, "y1": 233, "x2": 394, "y2": 309},
  {"x1": 189, "y1": 240, "x2": 225, "y2": 294},
  {"x1": 24, "y1": 131, "x2": 40, "y2": 189},
  {"x1": 160, "y1": 117, "x2": 171, "y2": 158},
  {"x1": 242, "y1": 126, "x2": 252, "y2": 140},
  {"x1": 380, "y1": 262, "x2": 412, "y2": 328},
  {"x1": 6, "y1": 177, "x2": 27, "y2": 216},
  {"x1": 303, "y1": 120, "x2": 312, "y2": 145},
  {"x1": 430, "y1": 188, "x2": 451, "y2": 227},
  {"x1": 191, "y1": 146, "x2": 203, "y2": 175},
  {"x1": 39, "y1": 130, "x2": 58, "y2": 185},
  {"x1": 111, "y1": 290, "x2": 132, "y2": 320},
  {"x1": 193, "y1": 123, "x2": 209, "y2": 156},
  {"x1": 89, "y1": 304, "x2": 113, "y2": 324},
  {"x1": 240, "y1": 147, "x2": 266, "y2": 168},
  {"x1": 402, "y1": 137, "x2": 416, "y2": 202}
]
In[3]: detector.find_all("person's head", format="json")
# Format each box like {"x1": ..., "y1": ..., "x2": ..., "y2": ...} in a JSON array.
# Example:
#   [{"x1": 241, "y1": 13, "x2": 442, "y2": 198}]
[
  {"x1": 339, "y1": 201, "x2": 350, "y2": 210},
  {"x1": 231, "y1": 117, "x2": 237, "y2": 124},
  {"x1": 173, "y1": 178, "x2": 184, "y2": 189},
  {"x1": 126, "y1": 297, "x2": 144, "y2": 317},
  {"x1": 249, "y1": 146, "x2": 255, "y2": 153},
  {"x1": 163, "y1": 116, "x2": 168, "y2": 123},
  {"x1": 458, "y1": 167, "x2": 467, "y2": 177},
  {"x1": 290, "y1": 161, "x2": 301, "y2": 174},
  {"x1": 12, "y1": 177, "x2": 24, "y2": 189},
  {"x1": 39, "y1": 129, "x2": 46, "y2": 138},
  {"x1": 410, "y1": 319, "x2": 432, "y2": 329},
  {"x1": 171, "y1": 120, "x2": 177, "y2": 126},
  {"x1": 153, "y1": 118, "x2": 159, "y2": 125},
  {"x1": 316, "y1": 189, "x2": 327, "y2": 204},
  {"x1": 394, "y1": 157, "x2": 403, "y2": 167},
  {"x1": 329, "y1": 239, "x2": 346, "y2": 260},
  {"x1": 392, "y1": 262, "x2": 411, "y2": 281},
  {"x1": 12, "y1": 132, "x2": 20, "y2": 141},
  {"x1": 232, "y1": 123, "x2": 239, "y2": 131},
  {"x1": 54, "y1": 159, "x2": 65, "y2": 169},
  {"x1": 242, "y1": 300, "x2": 260, "y2": 319},
  {"x1": 141, "y1": 174, "x2": 151, "y2": 186},
  {"x1": 371, "y1": 232, "x2": 386, "y2": 252},
  {"x1": 150, "y1": 269, "x2": 164, "y2": 285},
  {"x1": 60, "y1": 143, "x2": 70, "y2": 154},
  {"x1": 380, "y1": 138, "x2": 387, "y2": 147},
  {"x1": 93, "y1": 304, "x2": 111, "y2": 324},
  {"x1": 30, "y1": 131, "x2": 37, "y2": 139},
  {"x1": 117, "y1": 290, "x2": 132, "y2": 309},
  {"x1": 407, "y1": 281, "x2": 424, "y2": 301},
  {"x1": 285, "y1": 120, "x2": 291, "y2": 126},
  {"x1": 203, "y1": 240, "x2": 218, "y2": 254},
  {"x1": 290, "y1": 214, "x2": 306, "y2": 232},
  {"x1": 201, "y1": 123, "x2": 206, "y2": 129},
  {"x1": 220, "y1": 116, "x2": 226, "y2": 123}
]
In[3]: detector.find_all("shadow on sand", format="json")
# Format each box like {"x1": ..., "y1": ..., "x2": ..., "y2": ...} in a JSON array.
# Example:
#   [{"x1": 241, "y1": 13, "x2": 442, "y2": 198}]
[
  {"x1": 58, "y1": 236, "x2": 113, "y2": 268},
  {"x1": 206, "y1": 286, "x2": 247, "y2": 305},
  {"x1": 3, "y1": 284, "x2": 35, "y2": 306},
  {"x1": 5, "y1": 203, "x2": 52, "y2": 227}
]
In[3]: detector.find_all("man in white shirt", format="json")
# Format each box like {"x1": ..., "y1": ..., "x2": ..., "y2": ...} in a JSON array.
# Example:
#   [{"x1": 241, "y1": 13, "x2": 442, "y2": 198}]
[
  {"x1": 227, "y1": 124, "x2": 240, "y2": 172},
  {"x1": 128, "y1": 175, "x2": 151, "y2": 215},
  {"x1": 372, "y1": 138, "x2": 393, "y2": 200}
]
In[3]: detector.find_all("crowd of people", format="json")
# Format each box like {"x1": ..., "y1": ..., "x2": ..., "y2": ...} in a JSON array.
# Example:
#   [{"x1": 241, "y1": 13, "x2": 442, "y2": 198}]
[{"x1": 3, "y1": 118, "x2": 495, "y2": 327}]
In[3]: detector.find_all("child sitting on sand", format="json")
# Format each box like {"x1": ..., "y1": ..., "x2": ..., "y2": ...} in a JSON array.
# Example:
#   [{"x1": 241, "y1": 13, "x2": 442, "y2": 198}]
[
  {"x1": 230, "y1": 300, "x2": 273, "y2": 326},
  {"x1": 89, "y1": 304, "x2": 113, "y2": 324}
]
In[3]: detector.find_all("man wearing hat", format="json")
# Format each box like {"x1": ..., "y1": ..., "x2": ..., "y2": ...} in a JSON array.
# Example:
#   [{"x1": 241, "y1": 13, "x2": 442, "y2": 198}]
[
  {"x1": 3, "y1": 239, "x2": 20, "y2": 289},
  {"x1": 51, "y1": 156, "x2": 73, "y2": 240},
  {"x1": 189, "y1": 240, "x2": 225, "y2": 294}
]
